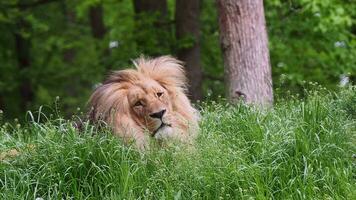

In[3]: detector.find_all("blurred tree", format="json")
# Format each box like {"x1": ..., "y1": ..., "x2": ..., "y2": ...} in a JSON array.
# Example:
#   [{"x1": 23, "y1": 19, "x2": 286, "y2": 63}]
[
  {"x1": 0, "y1": 96, "x2": 4, "y2": 111},
  {"x1": 216, "y1": 0, "x2": 273, "y2": 105},
  {"x1": 14, "y1": 17, "x2": 34, "y2": 112},
  {"x1": 132, "y1": 0, "x2": 171, "y2": 55},
  {"x1": 4, "y1": 0, "x2": 60, "y2": 9},
  {"x1": 60, "y1": 1, "x2": 78, "y2": 103},
  {"x1": 89, "y1": 3, "x2": 106, "y2": 40},
  {"x1": 133, "y1": 0, "x2": 168, "y2": 15},
  {"x1": 175, "y1": 0, "x2": 202, "y2": 101},
  {"x1": 61, "y1": 1, "x2": 76, "y2": 64},
  {"x1": 88, "y1": 2, "x2": 111, "y2": 72}
]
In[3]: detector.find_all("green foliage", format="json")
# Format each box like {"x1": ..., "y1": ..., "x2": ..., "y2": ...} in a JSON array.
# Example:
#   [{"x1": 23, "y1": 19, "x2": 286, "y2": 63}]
[
  {"x1": 0, "y1": 88, "x2": 355, "y2": 199},
  {"x1": 266, "y1": 0, "x2": 356, "y2": 93},
  {"x1": 0, "y1": 0, "x2": 355, "y2": 118}
]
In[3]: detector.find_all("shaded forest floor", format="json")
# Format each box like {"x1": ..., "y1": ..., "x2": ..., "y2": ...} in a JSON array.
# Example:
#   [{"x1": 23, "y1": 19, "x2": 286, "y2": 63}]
[{"x1": 1, "y1": 87, "x2": 355, "y2": 199}]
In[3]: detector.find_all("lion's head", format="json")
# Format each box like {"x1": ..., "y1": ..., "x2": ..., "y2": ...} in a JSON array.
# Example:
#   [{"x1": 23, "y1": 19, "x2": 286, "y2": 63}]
[{"x1": 88, "y1": 56, "x2": 199, "y2": 149}]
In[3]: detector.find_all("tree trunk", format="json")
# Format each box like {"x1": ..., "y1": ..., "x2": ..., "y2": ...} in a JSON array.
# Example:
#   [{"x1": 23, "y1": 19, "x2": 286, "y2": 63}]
[
  {"x1": 89, "y1": 4, "x2": 106, "y2": 39},
  {"x1": 175, "y1": 0, "x2": 202, "y2": 102},
  {"x1": 14, "y1": 19, "x2": 34, "y2": 112},
  {"x1": 216, "y1": 0, "x2": 273, "y2": 105},
  {"x1": 132, "y1": 0, "x2": 170, "y2": 55}
]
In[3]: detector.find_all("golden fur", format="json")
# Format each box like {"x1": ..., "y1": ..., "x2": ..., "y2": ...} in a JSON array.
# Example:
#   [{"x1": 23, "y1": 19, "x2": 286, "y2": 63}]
[{"x1": 88, "y1": 56, "x2": 199, "y2": 150}]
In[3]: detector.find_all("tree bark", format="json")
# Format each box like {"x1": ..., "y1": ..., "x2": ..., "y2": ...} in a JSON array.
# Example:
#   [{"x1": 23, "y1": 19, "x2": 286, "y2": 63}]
[
  {"x1": 175, "y1": 0, "x2": 202, "y2": 102},
  {"x1": 14, "y1": 19, "x2": 34, "y2": 112},
  {"x1": 216, "y1": 0, "x2": 273, "y2": 105},
  {"x1": 89, "y1": 4, "x2": 106, "y2": 39}
]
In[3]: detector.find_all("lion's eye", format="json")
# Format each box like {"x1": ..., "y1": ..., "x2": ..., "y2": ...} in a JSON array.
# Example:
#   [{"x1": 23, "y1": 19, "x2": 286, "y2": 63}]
[
  {"x1": 157, "y1": 92, "x2": 163, "y2": 97},
  {"x1": 134, "y1": 101, "x2": 143, "y2": 107}
]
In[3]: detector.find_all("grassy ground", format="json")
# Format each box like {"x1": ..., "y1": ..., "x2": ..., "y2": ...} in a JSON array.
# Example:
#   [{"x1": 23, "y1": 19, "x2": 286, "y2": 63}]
[{"x1": 0, "y1": 87, "x2": 355, "y2": 199}]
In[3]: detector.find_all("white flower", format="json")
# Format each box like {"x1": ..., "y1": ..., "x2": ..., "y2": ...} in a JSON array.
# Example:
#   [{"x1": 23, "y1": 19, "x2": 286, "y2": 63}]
[
  {"x1": 339, "y1": 74, "x2": 349, "y2": 87},
  {"x1": 109, "y1": 41, "x2": 119, "y2": 49},
  {"x1": 334, "y1": 41, "x2": 346, "y2": 48}
]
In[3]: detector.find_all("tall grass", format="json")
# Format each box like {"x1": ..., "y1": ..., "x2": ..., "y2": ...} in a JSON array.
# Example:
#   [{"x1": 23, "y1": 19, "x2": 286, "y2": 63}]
[{"x1": 0, "y1": 87, "x2": 355, "y2": 199}]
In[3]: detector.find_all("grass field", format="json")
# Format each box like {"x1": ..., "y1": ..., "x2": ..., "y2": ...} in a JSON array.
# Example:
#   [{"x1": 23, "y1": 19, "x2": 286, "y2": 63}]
[{"x1": 1, "y1": 87, "x2": 355, "y2": 199}]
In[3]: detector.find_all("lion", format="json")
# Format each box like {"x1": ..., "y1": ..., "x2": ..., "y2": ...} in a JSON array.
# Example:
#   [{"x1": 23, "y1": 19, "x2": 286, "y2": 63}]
[{"x1": 87, "y1": 55, "x2": 199, "y2": 150}]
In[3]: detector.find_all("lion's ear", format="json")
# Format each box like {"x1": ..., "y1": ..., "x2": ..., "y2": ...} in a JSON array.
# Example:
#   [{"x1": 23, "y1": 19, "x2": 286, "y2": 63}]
[{"x1": 134, "y1": 55, "x2": 188, "y2": 91}]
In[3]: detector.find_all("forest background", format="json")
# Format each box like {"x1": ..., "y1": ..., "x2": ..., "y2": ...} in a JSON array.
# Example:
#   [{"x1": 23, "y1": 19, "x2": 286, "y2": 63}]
[{"x1": 0, "y1": 0, "x2": 355, "y2": 119}]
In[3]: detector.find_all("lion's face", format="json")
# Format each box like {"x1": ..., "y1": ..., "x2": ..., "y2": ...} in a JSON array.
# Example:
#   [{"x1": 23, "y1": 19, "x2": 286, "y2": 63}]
[
  {"x1": 127, "y1": 79, "x2": 173, "y2": 135},
  {"x1": 88, "y1": 56, "x2": 199, "y2": 149}
]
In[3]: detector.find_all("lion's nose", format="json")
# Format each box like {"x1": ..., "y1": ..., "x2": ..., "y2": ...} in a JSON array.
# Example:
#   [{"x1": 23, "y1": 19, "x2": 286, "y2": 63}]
[{"x1": 149, "y1": 109, "x2": 166, "y2": 119}]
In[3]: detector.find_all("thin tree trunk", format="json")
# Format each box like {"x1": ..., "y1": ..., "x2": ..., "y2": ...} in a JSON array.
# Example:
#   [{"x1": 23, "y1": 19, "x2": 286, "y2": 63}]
[
  {"x1": 14, "y1": 19, "x2": 34, "y2": 112},
  {"x1": 216, "y1": 0, "x2": 273, "y2": 105},
  {"x1": 89, "y1": 4, "x2": 106, "y2": 39},
  {"x1": 175, "y1": 0, "x2": 202, "y2": 102}
]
